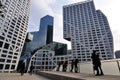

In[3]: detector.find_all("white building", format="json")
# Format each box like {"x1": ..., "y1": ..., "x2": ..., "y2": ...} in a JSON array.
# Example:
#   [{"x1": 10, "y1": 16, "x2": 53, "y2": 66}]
[
  {"x1": 0, "y1": 0, "x2": 30, "y2": 72},
  {"x1": 63, "y1": 0, "x2": 114, "y2": 61},
  {"x1": 28, "y1": 49, "x2": 72, "y2": 71}
]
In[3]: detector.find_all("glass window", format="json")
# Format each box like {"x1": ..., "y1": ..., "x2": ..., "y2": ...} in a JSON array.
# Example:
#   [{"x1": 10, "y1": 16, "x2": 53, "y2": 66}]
[
  {"x1": 11, "y1": 65, "x2": 15, "y2": 69},
  {"x1": 0, "y1": 36, "x2": 5, "y2": 40},
  {"x1": 5, "y1": 64, "x2": 10, "y2": 69},
  {"x1": 0, "y1": 59, "x2": 5, "y2": 62},
  {"x1": 4, "y1": 43, "x2": 9, "y2": 49},
  {"x1": 0, "y1": 41, "x2": 3, "y2": 47},
  {"x1": 1, "y1": 54, "x2": 6, "y2": 57},
  {"x1": 0, "y1": 64, "x2": 4, "y2": 69},
  {"x1": 7, "y1": 59, "x2": 11, "y2": 63}
]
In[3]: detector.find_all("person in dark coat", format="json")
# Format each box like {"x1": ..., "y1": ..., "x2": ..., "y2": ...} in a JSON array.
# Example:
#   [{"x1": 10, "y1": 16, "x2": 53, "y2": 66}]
[
  {"x1": 91, "y1": 50, "x2": 104, "y2": 76},
  {"x1": 62, "y1": 60, "x2": 67, "y2": 72},
  {"x1": 70, "y1": 59, "x2": 74, "y2": 72},
  {"x1": 29, "y1": 65, "x2": 34, "y2": 75},
  {"x1": 74, "y1": 59, "x2": 79, "y2": 73},
  {"x1": 20, "y1": 61, "x2": 25, "y2": 76},
  {"x1": 56, "y1": 61, "x2": 61, "y2": 71}
]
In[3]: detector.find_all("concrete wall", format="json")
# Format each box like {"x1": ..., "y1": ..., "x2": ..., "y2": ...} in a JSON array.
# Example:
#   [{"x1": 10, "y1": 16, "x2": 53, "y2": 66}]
[{"x1": 54, "y1": 59, "x2": 120, "y2": 76}]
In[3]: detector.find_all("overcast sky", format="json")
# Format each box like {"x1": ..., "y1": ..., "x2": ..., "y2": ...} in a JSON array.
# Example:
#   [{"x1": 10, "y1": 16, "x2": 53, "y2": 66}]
[{"x1": 28, "y1": 0, "x2": 120, "y2": 52}]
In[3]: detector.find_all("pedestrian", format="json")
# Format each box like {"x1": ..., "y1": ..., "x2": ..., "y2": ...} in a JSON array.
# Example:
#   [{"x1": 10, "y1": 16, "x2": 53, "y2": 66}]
[
  {"x1": 56, "y1": 61, "x2": 61, "y2": 71},
  {"x1": 91, "y1": 50, "x2": 104, "y2": 76},
  {"x1": 74, "y1": 59, "x2": 79, "y2": 73},
  {"x1": 70, "y1": 59, "x2": 74, "y2": 72},
  {"x1": 62, "y1": 60, "x2": 67, "y2": 72},
  {"x1": 20, "y1": 61, "x2": 25, "y2": 76},
  {"x1": 29, "y1": 65, "x2": 34, "y2": 75}
]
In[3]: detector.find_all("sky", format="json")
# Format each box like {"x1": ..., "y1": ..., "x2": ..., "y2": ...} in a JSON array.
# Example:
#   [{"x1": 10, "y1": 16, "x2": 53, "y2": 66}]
[{"x1": 28, "y1": 0, "x2": 120, "y2": 52}]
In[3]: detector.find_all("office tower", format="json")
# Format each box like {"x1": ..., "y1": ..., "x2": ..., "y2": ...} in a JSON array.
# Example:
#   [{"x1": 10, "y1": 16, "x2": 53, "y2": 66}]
[
  {"x1": 0, "y1": 0, "x2": 30, "y2": 72},
  {"x1": 39, "y1": 15, "x2": 54, "y2": 45},
  {"x1": 63, "y1": 0, "x2": 114, "y2": 61},
  {"x1": 23, "y1": 15, "x2": 54, "y2": 55}
]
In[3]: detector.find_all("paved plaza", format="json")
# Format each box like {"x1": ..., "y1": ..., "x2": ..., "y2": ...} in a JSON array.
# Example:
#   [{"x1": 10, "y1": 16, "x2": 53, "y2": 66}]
[
  {"x1": 0, "y1": 73, "x2": 50, "y2": 80},
  {"x1": 0, "y1": 72, "x2": 120, "y2": 80},
  {"x1": 38, "y1": 71, "x2": 120, "y2": 80}
]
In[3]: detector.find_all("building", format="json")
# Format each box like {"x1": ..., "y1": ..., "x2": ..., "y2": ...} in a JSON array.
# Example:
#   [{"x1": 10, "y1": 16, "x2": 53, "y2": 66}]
[
  {"x1": 67, "y1": 50, "x2": 72, "y2": 55},
  {"x1": 42, "y1": 41, "x2": 67, "y2": 56},
  {"x1": 0, "y1": 0, "x2": 30, "y2": 72},
  {"x1": 28, "y1": 49, "x2": 72, "y2": 71},
  {"x1": 115, "y1": 50, "x2": 120, "y2": 58},
  {"x1": 24, "y1": 15, "x2": 54, "y2": 55},
  {"x1": 39, "y1": 15, "x2": 54, "y2": 45},
  {"x1": 21, "y1": 33, "x2": 33, "y2": 56},
  {"x1": 17, "y1": 33, "x2": 33, "y2": 72},
  {"x1": 63, "y1": 0, "x2": 114, "y2": 61}
]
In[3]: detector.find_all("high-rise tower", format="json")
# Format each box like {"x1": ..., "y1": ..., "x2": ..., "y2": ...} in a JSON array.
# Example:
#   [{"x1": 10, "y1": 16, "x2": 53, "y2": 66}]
[
  {"x1": 63, "y1": 0, "x2": 114, "y2": 61},
  {"x1": 0, "y1": 0, "x2": 30, "y2": 72},
  {"x1": 39, "y1": 15, "x2": 54, "y2": 46},
  {"x1": 23, "y1": 15, "x2": 54, "y2": 55}
]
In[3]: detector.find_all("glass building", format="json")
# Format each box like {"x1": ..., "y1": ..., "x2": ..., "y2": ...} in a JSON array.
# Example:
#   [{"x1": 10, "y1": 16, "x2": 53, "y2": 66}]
[
  {"x1": 23, "y1": 15, "x2": 54, "y2": 56},
  {"x1": 42, "y1": 42, "x2": 67, "y2": 56},
  {"x1": 63, "y1": 0, "x2": 114, "y2": 61},
  {"x1": 0, "y1": 0, "x2": 30, "y2": 72}
]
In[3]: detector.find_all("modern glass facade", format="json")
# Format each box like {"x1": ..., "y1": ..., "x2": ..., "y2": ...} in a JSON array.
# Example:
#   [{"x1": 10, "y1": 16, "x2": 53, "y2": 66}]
[
  {"x1": 63, "y1": 0, "x2": 114, "y2": 61},
  {"x1": 23, "y1": 15, "x2": 54, "y2": 55},
  {"x1": 0, "y1": 0, "x2": 30, "y2": 72},
  {"x1": 39, "y1": 15, "x2": 54, "y2": 45},
  {"x1": 42, "y1": 42, "x2": 67, "y2": 56}
]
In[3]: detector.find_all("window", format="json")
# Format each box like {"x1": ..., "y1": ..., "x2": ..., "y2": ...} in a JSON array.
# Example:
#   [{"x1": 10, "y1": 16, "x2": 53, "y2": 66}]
[
  {"x1": 0, "y1": 36, "x2": 5, "y2": 40},
  {"x1": 4, "y1": 43, "x2": 9, "y2": 49},
  {"x1": 1, "y1": 54, "x2": 6, "y2": 57},
  {"x1": 11, "y1": 65, "x2": 15, "y2": 69},
  {"x1": 12, "y1": 60, "x2": 16, "y2": 63},
  {"x1": 7, "y1": 60, "x2": 11, "y2": 63},
  {"x1": 0, "y1": 59, "x2": 5, "y2": 62},
  {"x1": 5, "y1": 64, "x2": 10, "y2": 69},
  {"x1": 0, "y1": 41, "x2": 3, "y2": 47},
  {"x1": 9, "y1": 52, "x2": 13, "y2": 54},
  {"x1": 13, "y1": 56, "x2": 17, "y2": 59},
  {"x1": 0, "y1": 64, "x2": 3, "y2": 69},
  {"x1": 8, "y1": 55, "x2": 12, "y2": 58},
  {"x1": 3, "y1": 50, "x2": 7, "y2": 53}
]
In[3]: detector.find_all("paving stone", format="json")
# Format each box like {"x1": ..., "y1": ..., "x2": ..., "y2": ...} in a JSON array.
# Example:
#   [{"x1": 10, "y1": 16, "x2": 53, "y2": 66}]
[{"x1": 0, "y1": 73, "x2": 50, "y2": 80}]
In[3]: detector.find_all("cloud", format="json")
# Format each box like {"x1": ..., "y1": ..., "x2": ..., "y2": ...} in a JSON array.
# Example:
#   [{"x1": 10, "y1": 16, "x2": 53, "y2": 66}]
[{"x1": 28, "y1": 0, "x2": 55, "y2": 32}]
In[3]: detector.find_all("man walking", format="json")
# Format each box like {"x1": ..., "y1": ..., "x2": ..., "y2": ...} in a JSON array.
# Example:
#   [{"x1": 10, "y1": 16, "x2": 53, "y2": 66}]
[{"x1": 91, "y1": 50, "x2": 104, "y2": 76}]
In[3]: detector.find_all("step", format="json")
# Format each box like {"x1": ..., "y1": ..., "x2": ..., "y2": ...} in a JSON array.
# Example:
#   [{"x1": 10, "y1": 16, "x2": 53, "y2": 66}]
[
  {"x1": 36, "y1": 71, "x2": 120, "y2": 80},
  {"x1": 37, "y1": 71, "x2": 85, "y2": 80}
]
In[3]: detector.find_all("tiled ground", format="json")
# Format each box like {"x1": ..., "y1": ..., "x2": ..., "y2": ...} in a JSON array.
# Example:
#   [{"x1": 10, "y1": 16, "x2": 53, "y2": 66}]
[
  {"x1": 39, "y1": 71, "x2": 120, "y2": 80},
  {"x1": 0, "y1": 72, "x2": 120, "y2": 80},
  {"x1": 0, "y1": 73, "x2": 50, "y2": 80}
]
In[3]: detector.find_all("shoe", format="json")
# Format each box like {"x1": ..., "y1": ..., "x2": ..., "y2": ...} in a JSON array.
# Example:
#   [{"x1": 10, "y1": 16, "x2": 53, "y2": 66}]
[
  {"x1": 95, "y1": 74, "x2": 99, "y2": 76},
  {"x1": 100, "y1": 73, "x2": 104, "y2": 75},
  {"x1": 75, "y1": 71, "x2": 78, "y2": 73}
]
